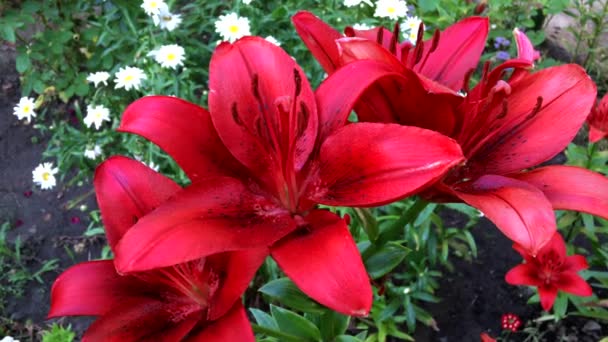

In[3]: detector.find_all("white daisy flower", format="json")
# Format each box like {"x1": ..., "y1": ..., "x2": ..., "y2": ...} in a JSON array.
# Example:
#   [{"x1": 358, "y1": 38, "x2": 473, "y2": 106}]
[
  {"x1": 114, "y1": 66, "x2": 146, "y2": 91},
  {"x1": 13, "y1": 97, "x2": 37, "y2": 122},
  {"x1": 149, "y1": 44, "x2": 185, "y2": 69},
  {"x1": 402, "y1": 16, "x2": 422, "y2": 33},
  {"x1": 352, "y1": 23, "x2": 372, "y2": 30},
  {"x1": 153, "y1": 5, "x2": 182, "y2": 32},
  {"x1": 141, "y1": 0, "x2": 166, "y2": 16},
  {"x1": 84, "y1": 104, "x2": 111, "y2": 130},
  {"x1": 86, "y1": 71, "x2": 110, "y2": 87},
  {"x1": 405, "y1": 30, "x2": 418, "y2": 44},
  {"x1": 84, "y1": 145, "x2": 102, "y2": 159},
  {"x1": 344, "y1": 0, "x2": 372, "y2": 6},
  {"x1": 374, "y1": 0, "x2": 408, "y2": 20},
  {"x1": 265, "y1": 36, "x2": 281, "y2": 46},
  {"x1": 215, "y1": 13, "x2": 251, "y2": 43},
  {"x1": 32, "y1": 162, "x2": 59, "y2": 190},
  {"x1": 243, "y1": 0, "x2": 253, "y2": 4}
]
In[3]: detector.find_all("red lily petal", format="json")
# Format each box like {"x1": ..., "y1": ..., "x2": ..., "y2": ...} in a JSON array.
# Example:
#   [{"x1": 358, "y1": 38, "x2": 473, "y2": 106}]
[
  {"x1": 187, "y1": 303, "x2": 254, "y2": 342},
  {"x1": 209, "y1": 36, "x2": 318, "y2": 188},
  {"x1": 292, "y1": 11, "x2": 343, "y2": 73},
  {"x1": 270, "y1": 210, "x2": 372, "y2": 316},
  {"x1": 555, "y1": 272, "x2": 593, "y2": 297},
  {"x1": 337, "y1": 38, "x2": 406, "y2": 71},
  {"x1": 119, "y1": 96, "x2": 245, "y2": 181},
  {"x1": 343, "y1": 26, "x2": 395, "y2": 51},
  {"x1": 310, "y1": 123, "x2": 464, "y2": 207},
  {"x1": 564, "y1": 255, "x2": 589, "y2": 272},
  {"x1": 114, "y1": 177, "x2": 295, "y2": 273},
  {"x1": 82, "y1": 299, "x2": 198, "y2": 342},
  {"x1": 415, "y1": 16, "x2": 489, "y2": 91},
  {"x1": 48, "y1": 260, "x2": 145, "y2": 318},
  {"x1": 589, "y1": 125, "x2": 607, "y2": 143},
  {"x1": 538, "y1": 285, "x2": 558, "y2": 311},
  {"x1": 540, "y1": 231, "x2": 567, "y2": 257},
  {"x1": 505, "y1": 263, "x2": 542, "y2": 287},
  {"x1": 207, "y1": 249, "x2": 268, "y2": 320},
  {"x1": 468, "y1": 64, "x2": 596, "y2": 175},
  {"x1": 514, "y1": 165, "x2": 608, "y2": 220},
  {"x1": 454, "y1": 175, "x2": 556, "y2": 255},
  {"x1": 481, "y1": 333, "x2": 497, "y2": 342},
  {"x1": 94, "y1": 156, "x2": 180, "y2": 250},
  {"x1": 315, "y1": 59, "x2": 405, "y2": 141}
]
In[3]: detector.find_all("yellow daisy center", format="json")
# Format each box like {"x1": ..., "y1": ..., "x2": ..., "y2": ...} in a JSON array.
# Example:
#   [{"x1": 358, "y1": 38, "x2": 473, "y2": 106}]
[
  {"x1": 167, "y1": 53, "x2": 176, "y2": 61},
  {"x1": 151, "y1": 1, "x2": 157, "y2": 7},
  {"x1": 42, "y1": 172, "x2": 50, "y2": 181},
  {"x1": 23, "y1": 105, "x2": 31, "y2": 113},
  {"x1": 229, "y1": 25, "x2": 239, "y2": 33},
  {"x1": 387, "y1": 7, "x2": 395, "y2": 13},
  {"x1": 124, "y1": 75, "x2": 134, "y2": 81}
]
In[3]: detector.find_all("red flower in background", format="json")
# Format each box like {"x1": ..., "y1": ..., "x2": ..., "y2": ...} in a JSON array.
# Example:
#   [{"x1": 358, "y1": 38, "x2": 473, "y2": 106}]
[
  {"x1": 500, "y1": 313, "x2": 521, "y2": 332},
  {"x1": 295, "y1": 12, "x2": 602, "y2": 255},
  {"x1": 480, "y1": 333, "x2": 497, "y2": 342},
  {"x1": 112, "y1": 37, "x2": 464, "y2": 316},
  {"x1": 48, "y1": 157, "x2": 264, "y2": 341},
  {"x1": 506, "y1": 232, "x2": 593, "y2": 311},
  {"x1": 588, "y1": 93, "x2": 608, "y2": 143}
]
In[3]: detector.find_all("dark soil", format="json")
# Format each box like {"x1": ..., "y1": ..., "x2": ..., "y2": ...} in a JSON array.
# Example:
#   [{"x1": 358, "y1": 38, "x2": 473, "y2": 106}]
[{"x1": 0, "y1": 41, "x2": 606, "y2": 342}]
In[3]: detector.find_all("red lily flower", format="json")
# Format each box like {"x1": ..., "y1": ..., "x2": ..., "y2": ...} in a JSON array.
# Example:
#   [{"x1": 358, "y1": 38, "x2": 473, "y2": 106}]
[
  {"x1": 48, "y1": 157, "x2": 265, "y2": 341},
  {"x1": 112, "y1": 37, "x2": 464, "y2": 316},
  {"x1": 588, "y1": 93, "x2": 608, "y2": 143},
  {"x1": 298, "y1": 13, "x2": 600, "y2": 254},
  {"x1": 293, "y1": 12, "x2": 489, "y2": 136},
  {"x1": 505, "y1": 232, "x2": 592, "y2": 311},
  {"x1": 480, "y1": 333, "x2": 497, "y2": 342}
]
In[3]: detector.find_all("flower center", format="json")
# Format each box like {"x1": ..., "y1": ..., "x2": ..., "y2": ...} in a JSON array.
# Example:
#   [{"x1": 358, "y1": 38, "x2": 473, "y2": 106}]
[
  {"x1": 167, "y1": 53, "x2": 176, "y2": 61},
  {"x1": 162, "y1": 15, "x2": 172, "y2": 22},
  {"x1": 42, "y1": 172, "x2": 50, "y2": 181},
  {"x1": 229, "y1": 25, "x2": 239, "y2": 33},
  {"x1": 124, "y1": 75, "x2": 134, "y2": 81},
  {"x1": 387, "y1": 7, "x2": 395, "y2": 13},
  {"x1": 23, "y1": 105, "x2": 31, "y2": 113}
]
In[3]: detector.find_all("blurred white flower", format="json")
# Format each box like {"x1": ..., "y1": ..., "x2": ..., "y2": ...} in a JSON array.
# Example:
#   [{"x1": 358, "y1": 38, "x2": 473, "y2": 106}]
[
  {"x1": 114, "y1": 66, "x2": 146, "y2": 90},
  {"x1": 352, "y1": 23, "x2": 372, "y2": 30},
  {"x1": 243, "y1": 0, "x2": 253, "y2": 4},
  {"x1": 149, "y1": 44, "x2": 185, "y2": 69},
  {"x1": 84, "y1": 145, "x2": 102, "y2": 159},
  {"x1": 86, "y1": 71, "x2": 110, "y2": 87},
  {"x1": 374, "y1": 0, "x2": 408, "y2": 19},
  {"x1": 153, "y1": 5, "x2": 182, "y2": 31},
  {"x1": 215, "y1": 13, "x2": 251, "y2": 43},
  {"x1": 402, "y1": 16, "x2": 422, "y2": 34},
  {"x1": 32, "y1": 162, "x2": 58, "y2": 190},
  {"x1": 147, "y1": 161, "x2": 160, "y2": 171},
  {"x1": 344, "y1": 0, "x2": 372, "y2": 6},
  {"x1": 265, "y1": 36, "x2": 281, "y2": 46},
  {"x1": 141, "y1": 0, "x2": 166, "y2": 16},
  {"x1": 84, "y1": 104, "x2": 111, "y2": 130},
  {"x1": 13, "y1": 97, "x2": 36, "y2": 122}
]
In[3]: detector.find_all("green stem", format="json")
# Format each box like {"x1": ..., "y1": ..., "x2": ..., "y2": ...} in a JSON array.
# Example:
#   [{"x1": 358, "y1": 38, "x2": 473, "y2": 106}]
[
  {"x1": 376, "y1": 199, "x2": 429, "y2": 246},
  {"x1": 64, "y1": 188, "x2": 94, "y2": 210},
  {"x1": 251, "y1": 324, "x2": 306, "y2": 342},
  {"x1": 583, "y1": 0, "x2": 608, "y2": 68},
  {"x1": 586, "y1": 142, "x2": 598, "y2": 169}
]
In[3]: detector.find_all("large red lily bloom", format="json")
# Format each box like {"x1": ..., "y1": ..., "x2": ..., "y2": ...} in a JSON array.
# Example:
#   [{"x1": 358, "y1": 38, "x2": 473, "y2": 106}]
[
  {"x1": 293, "y1": 11, "x2": 488, "y2": 136},
  {"x1": 112, "y1": 37, "x2": 464, "y2": 316},
  {"x1": 505, "y1": 232, "x2": 592, "y2": 311},
  {"x1": 298, "y1": 13, "x2": 601, "y2": 254},
  {"x1": 588, "y1": 93, "x2": 608, "y2": 143},
  {"x1": 48, "y1": 157, "x2": 264, "y2": 341}
]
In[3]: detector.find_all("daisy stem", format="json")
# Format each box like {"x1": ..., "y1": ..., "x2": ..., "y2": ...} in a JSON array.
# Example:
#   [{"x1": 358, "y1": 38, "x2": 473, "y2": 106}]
[{"x1": 63, "y1": 188, "x2": 94, "y2": 210}]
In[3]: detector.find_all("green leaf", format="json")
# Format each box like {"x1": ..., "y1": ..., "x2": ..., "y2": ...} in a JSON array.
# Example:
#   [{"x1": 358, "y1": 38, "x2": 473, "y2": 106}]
[
  {"x1": 319, "y1": 311, "x2": 349, "y2": 341},
  {"x1": 418, "y1": 0, "x2": 440, "y2": 12},
  {"x1": 334, "y1": 336, "x2": 362, "y2": 342},
  {"x1": 259, "y1": 278, "x2": 325, "y2": 313},
  {"x1": 16, "y1": 53, "x2": 31, "y2": 73},
  {"x1": 353, "y1": 208, "x2": 379, "y2": 241},
  {"x1": 270, "y1": 305, "x2": 322, "y2": 342},
  {"x1": 2, "y1": 25, "x2": 16, "y2": 43},
  {"x1": 365, "y1": 244, "x2": 407, "y2": 279},
  {"x1": 250, "y1": 308, "x2": 279, "y2": 330},
  {"x1": 552, "y1": 292, "x2": 568, "y2": 319}
]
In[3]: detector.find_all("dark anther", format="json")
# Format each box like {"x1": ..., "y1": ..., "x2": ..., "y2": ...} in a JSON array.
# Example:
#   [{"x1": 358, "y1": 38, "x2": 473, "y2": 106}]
[
  {"x1": 251, "y1": 73, "x2": 261, "y2": 100},
  {"x1": 297, "y1": 102, "x2": 310, "y2": 136},
  {"x1": 415, "y1": 22, "x2": 425, "y2": 46},
  {"x1": 462, "y1": 68, "x2": 475, "y2": 93},
  {"x1": 231, "y1": 102, "x2": 243, "y2": 126},
  {"x1": 293, "y1": 69, "x2": 302, "y2": 97},
  {"x1": 525, "y1": 96, "x2": 543, "y2": 120},
  {"x1": 430, "y1": 28, "x2": 440, "y2": 53},
  {"x1": 376, "y1": 28, "x2": 384, "y2": 45},
  {"x1": 497, "y1": 99, "x2": 508, "y2": 119},
  {"x1": 414, "y1": 40, "x2": 424, "y2": 64},
  {"x1": 389, "y1": 22, "x2": 400, "y2": 54},
  {"x1": 344, "y1": 26, "x2": 355, "y2": 37}
]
